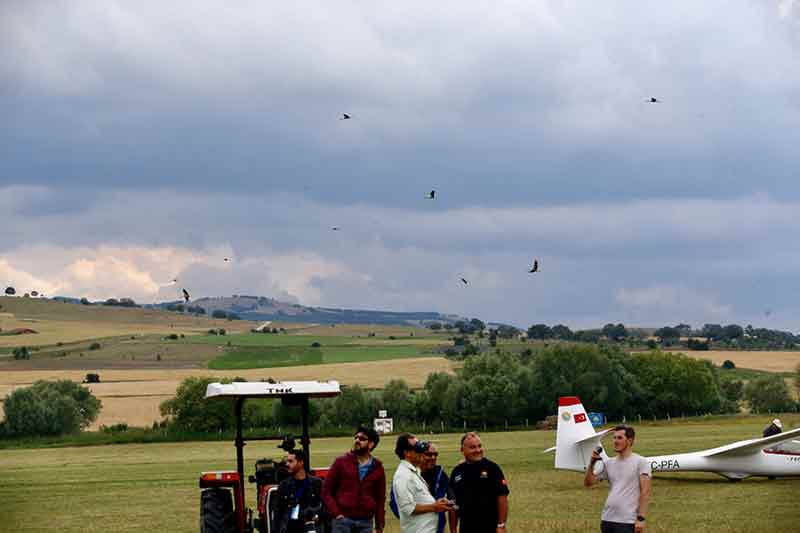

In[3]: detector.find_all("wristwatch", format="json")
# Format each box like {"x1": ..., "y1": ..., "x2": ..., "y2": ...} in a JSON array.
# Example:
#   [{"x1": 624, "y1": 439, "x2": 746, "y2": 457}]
[{"x1": 637, "y1": 515, "x2": 646, "y2": 522}]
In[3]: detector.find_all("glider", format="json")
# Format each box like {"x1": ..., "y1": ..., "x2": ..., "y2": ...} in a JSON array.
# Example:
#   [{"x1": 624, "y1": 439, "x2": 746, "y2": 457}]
[
  {"x1": 546, "y1": 396, "x2": 800, "y2": 481},
  {"x1": 340, "y1": 113, "x2": 351, "y2": 120},
  {"x1": 331, "y1": 227, "x2": 341, "y2": 231},
  {"x1": 426, "y1": 190, "x2": 436, "y2": 200},
  {"x1": 460, "y1": 278, "x2": 468, "y2": 285},
  {"x1": 182, "y1": 289, "x2": 190, "y2": 303},
  {"x1": 529, "y1": 259, "x2": 539, "y2": 273},
  {"x1": 646, "y1": 97, "x2": 661, "y2": 103}
]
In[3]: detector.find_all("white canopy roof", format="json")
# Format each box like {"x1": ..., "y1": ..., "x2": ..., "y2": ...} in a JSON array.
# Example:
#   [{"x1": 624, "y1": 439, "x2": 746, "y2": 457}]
[{"x1": 205, "y1": 380, "x2": 341, "y2": 399}]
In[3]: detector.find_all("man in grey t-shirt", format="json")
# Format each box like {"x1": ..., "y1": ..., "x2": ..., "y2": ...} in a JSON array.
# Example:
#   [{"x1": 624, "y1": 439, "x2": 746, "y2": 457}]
[{"x1": 584, "y1": 425, "x2": 651, "y2": 533}]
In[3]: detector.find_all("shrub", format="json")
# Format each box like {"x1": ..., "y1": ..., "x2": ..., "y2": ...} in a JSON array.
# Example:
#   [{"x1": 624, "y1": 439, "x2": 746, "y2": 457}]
[
  {"x1": 13, "y1": 346, "x2": 30, "y2": 360},
  {"x1": 721, "y1": 360, "x2": 736, "y2": 370},
  {"x1": 89, "y1": 342, "x2": 101, "y2": 351},
  {"x1": 166, "y1": 333, "x2": 179, "y2": 340},
  {"x1": 218, "y1": 329, "x2": 226, "y2": 336},
  {"x1": 84, "y1": 373, "x2": 101, "y2": 383},
  {"x1": 207, "y1": 329, "x2": 218, "y2": 335},
  {"x1": 311, "y1": 342, "x2": 322, "y2": 348}
]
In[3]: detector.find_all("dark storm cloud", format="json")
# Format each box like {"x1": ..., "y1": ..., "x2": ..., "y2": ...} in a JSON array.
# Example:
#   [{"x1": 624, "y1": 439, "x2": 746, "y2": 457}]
[{"x1": 3, "y1": 2, "x2": 800, "y2": 328}]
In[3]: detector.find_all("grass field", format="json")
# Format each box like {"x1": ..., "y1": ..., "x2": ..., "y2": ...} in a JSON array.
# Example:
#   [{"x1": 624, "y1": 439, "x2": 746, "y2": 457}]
[{"x1": 1, "y1": 416, "x2": 799, "y2": 532}]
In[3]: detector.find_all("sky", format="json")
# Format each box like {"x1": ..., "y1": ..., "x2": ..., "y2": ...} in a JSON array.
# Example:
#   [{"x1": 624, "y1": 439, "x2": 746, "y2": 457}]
[{"x1": 2, "y1": 1, "x2": 800, "y2": 329}]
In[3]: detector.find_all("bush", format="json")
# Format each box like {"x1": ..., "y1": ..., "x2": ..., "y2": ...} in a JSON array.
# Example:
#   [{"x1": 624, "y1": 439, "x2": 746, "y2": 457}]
[
  {"x1": 84, "y1": 373, "x2": 101, "y2": 383},
  {"x1": 721, "y1": 360, "x2": 736, "y2": 370},
  {"x1": 218, "y1": 329, "x2": 226, "y2": 336},
  {"x1": 743, "y1": 375, "x2": 795, "y2": 413},
  {"x1": 311, "y1": 342, "x2": 322, "y2": 348},
  {"x1": 13, "y1": 346, "x2": 30, "y2": 360},
  {"x1": 207, "y1": 329, "x2": 218, "y2": 335},
  {"x1": 2, "y1": 380, "x2": 101, "y2": 437},
  {"x1": 102, "y1": 423, "x2": 129, "y2": 434},
  {"x1": 688, "y1": 338, "x2": 710, "y2": 351},
  {"x1": 89, "y1": 342, "x2": 101, "y2": 351},
  {"x1": 166, "y1": 333, "x2": 179, "y2": 340}
]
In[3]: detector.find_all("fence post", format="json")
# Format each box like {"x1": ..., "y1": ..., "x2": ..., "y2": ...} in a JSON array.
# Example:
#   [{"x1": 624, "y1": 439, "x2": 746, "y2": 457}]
[
  {"x1": 525, "y1": 418, "x2": 529, "y2": 428},
  {"x1": 441, "y1": 421, "x2": 445, "y2": 433}
]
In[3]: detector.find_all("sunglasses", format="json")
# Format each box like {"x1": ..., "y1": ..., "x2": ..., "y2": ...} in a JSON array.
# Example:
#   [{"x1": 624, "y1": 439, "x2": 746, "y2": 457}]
[
  {"x1": 424, "y1": 452, "x2": 439, "y2": 457},
  {"x1": 354, "y1": 435, "x2": 369, "y2": 442}
]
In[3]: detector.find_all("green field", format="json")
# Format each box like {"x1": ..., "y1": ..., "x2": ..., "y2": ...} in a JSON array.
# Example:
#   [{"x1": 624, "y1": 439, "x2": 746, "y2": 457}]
[{"x1": 2, "y1": 416, "x2": 799, "y2": 532}]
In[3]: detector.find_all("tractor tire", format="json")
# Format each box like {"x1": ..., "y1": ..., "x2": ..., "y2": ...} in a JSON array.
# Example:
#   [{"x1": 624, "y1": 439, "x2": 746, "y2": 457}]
[{"x1": 200, "y1": 488, "x2": 236, "y2": 533}]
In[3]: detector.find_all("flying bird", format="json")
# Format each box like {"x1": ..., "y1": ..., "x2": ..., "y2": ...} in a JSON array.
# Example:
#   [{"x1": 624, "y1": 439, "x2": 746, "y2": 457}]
[
  {"x1": 529, "y1": 259, "x2": 539, "y2": 273},
  {"x1": 340, "y1": 113, "x2": 351, "y2": 120},
  {"x1": 223, "y1": 258, "x2": 230, "y2": 262},
  {"x1": 182, "y1": 289, "x2": 190, "y2": 303},
  {"x1": 425, "y1": 190, "x2": 436, "y2": 200},
  {"x1": 460, "y1": 278, "x2": 468, "y2": 285}
]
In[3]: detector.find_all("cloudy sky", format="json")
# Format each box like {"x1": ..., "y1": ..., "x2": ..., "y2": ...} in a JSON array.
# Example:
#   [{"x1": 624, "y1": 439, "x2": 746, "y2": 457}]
[{"x1": 2, "y1": 1, "x2": 800, "y2": 329}]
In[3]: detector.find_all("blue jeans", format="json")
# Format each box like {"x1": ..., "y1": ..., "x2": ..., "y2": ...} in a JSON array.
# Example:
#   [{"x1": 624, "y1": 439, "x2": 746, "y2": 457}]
[{"x1": 331, "y1": 517, "x2": 373, "y2": 533}]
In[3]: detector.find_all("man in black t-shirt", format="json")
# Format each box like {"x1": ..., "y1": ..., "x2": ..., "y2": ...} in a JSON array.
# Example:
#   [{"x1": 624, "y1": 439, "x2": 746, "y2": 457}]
[{"x1": 449, "y1": 432, "x2": 509, "y2": 533}]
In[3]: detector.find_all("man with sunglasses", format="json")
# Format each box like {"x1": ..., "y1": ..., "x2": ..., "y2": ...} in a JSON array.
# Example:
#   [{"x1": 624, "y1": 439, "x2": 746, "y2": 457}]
[
  {"x1": 421, "y1": 443, "x2": 452, "y2": 533},
  {"x1": 322, "y1": 426, "x2": 386, "y2": 533},
  {"x1": 392, "y1": 433, "x2": 454, "y2": 533}
]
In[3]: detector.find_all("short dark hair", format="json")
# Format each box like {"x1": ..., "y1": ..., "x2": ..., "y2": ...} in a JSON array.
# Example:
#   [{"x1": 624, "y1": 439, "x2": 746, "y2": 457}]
[
  {"x1": 394, "y1": 432, "x2": 415, "y2": 460},
  {"x1": 613, "y1": 425, "x2": 635, "y2": 440},
  {"x1": 355, "y1": 426, "x2": 380, "y2": 449},
  {"x1": 288, "y1": 449, "x2": 306, "y2": 463}
]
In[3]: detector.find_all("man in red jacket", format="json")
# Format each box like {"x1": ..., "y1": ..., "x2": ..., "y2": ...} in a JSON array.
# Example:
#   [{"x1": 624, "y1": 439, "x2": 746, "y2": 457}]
[{"x1": 322, "y1": 426, "x2": 386, "y2": 533}]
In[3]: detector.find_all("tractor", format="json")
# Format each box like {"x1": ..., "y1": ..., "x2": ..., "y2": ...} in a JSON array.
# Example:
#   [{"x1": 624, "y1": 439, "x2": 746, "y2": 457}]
[{"x1": 199, "y1": 380, "x2": 341, "y2": 533}]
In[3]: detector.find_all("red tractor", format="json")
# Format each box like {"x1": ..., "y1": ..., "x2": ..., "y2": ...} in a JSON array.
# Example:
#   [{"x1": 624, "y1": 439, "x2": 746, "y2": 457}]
[{"x1": 199, "y1": 380, "x2": 341, "y2": 533}]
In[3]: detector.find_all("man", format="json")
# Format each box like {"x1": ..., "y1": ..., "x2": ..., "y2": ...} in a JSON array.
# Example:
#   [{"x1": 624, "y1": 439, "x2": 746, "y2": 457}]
[
  {"x1": 584, "y1": 425, "x2": 651, "y2": 533},
  {"x1": 392, "y1": 433, "x2": 453, "y2": 533},
  {"x1": 322, "y1": 426, "x2": 386, "y2": 533},
  {"x1": 390, "y1": 442, "x2": 452, "y2": 533},
  {"x1": 273, "y1": 449, "x2": 323, "y2": 533},
  {"x1": 449, "y1": 432, "x2": 509, "y2": 533},
  {"x1": 763, "y1": 418, "x2": 783, "y2": 438}
]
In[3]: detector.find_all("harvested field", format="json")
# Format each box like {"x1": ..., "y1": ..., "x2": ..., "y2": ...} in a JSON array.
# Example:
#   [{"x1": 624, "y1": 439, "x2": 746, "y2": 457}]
[
  {"x1": 0, "y1": 357, "x2": 457, "y2": 429},
  {"x1": 679, "y1": 350, "x2": 800, "y2": 373}
]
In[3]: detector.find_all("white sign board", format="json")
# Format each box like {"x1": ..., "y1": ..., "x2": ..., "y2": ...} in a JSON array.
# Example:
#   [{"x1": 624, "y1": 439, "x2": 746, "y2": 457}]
[
  {"x1": 378, "y1": 410, "x2": 388, "y2": 418},
  {"x1": 374, "y1": 418, "x2": 394, "y2": 434}
]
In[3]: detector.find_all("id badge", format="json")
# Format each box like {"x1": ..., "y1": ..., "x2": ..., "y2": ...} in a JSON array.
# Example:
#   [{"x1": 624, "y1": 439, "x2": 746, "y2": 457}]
[{"x1": 290, "y1": 505, "x2": 300, "y2": 520}]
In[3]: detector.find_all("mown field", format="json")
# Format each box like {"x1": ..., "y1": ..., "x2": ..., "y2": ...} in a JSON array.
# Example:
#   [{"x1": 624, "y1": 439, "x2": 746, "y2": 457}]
[{"x1": 1, "y1": 416, "x2": 799, "y2": 532}]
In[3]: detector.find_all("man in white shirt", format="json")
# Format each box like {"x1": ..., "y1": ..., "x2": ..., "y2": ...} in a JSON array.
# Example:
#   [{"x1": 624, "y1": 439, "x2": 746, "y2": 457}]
[
  {"x1": 392, "y1": 433, "x2": 453, "y2": 533},
  {"x1": 584, "y1": 425, "x2": 651, "y2": 533}
]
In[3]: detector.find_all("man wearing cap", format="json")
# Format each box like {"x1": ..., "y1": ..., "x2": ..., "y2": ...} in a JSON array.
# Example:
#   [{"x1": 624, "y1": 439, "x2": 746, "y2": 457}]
[
  {"x1": 763, "y1": 418, "x2": 783, "y2": 438},
  {"x1": 392, "y1": 433, "x2": 454, "y2": 533},
  {"x1": 449, "y1": 432, "x2": 509, "y2": 533}
]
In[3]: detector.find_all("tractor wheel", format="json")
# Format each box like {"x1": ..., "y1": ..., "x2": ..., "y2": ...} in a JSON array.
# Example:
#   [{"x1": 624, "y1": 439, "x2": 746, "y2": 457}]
[{"x1": 200, "y1": 488, "x2": 236, "y2": 533}]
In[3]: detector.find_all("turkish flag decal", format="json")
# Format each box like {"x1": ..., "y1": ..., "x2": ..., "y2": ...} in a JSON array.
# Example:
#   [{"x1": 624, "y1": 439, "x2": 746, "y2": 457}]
[{"x1": 574, "y1": 413, "x2": 587, "y2": 423}]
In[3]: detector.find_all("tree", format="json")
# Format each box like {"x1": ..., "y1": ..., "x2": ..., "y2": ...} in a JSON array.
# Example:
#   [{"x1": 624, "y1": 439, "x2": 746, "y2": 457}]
[
  {"x1": 654, "y1": 326, "x2": 680, "y2": 346},
  {"x1": 160, "y1": 377, "x2": 237, "y2": 432},
  {"x1": 496, "y1": 325, "x2": 519, "y2": 339},
  {"x1": 80, "y1": 298, "x2": 91, "y2": 305},
  {"x1": 722, "y1": 324, "x2": 744, "y2": 342},
  {"x1": 527, "y1": 324, "x2": 553, "y2": 340},
  {"x1": 469, "y1": 318, "x2": 485, "y2": 332},
  {"x1": 212, "y1": 310, "x2": 227, "y2": 319},
  {"x1": 5, "y1": 286, "x2": 16, "y2": 296},
  {"x1": 381, "y1": 379, "x2": 415, "y2": 423},
  {"x1": 796, "y1": 362, "x2": 800, "y2": 399},
  {"x1": 103, "y1": 298, "x2": 119, "y2": 306},
  {"x1": 428, "y1": 323, "x2": 442, "y2": 331},
  {"x1": 675, "y1": 324, "x2": 692, "y2": 337},
  {"x1": 2, "y1": 380, "x2": 101, "y2": 437},
  {"x1": 551, "y1": 324, "x2": 573, "y2": 340},
  {"x1": 701, "y1": 324, "x2": 724, "y2": 341},
  {"x1": 602, "y1": 323, "x2": 628, "y2": 342},
  {"x1": 721, "y1": 360, "x2": 736, "y2": 370},
  {"x1": 743, "y1": 375, "x2": 795, "y2": 413}
]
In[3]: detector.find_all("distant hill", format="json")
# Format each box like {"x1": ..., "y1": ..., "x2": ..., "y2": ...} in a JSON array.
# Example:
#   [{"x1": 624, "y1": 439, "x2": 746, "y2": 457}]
[{"x1": 151, "y1": 294, "x2": 466, "y2": 326}]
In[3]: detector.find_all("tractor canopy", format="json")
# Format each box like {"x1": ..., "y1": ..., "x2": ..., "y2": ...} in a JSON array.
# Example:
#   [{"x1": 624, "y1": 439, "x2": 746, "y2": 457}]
[{"x1": 204, "y1": 380, "x2": 341, "y2": 400}]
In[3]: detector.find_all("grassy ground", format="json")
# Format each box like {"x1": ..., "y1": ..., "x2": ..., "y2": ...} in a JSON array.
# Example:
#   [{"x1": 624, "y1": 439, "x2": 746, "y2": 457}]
[{"x1": 1, "y1": 416, "x2": 799, "y2": 532}]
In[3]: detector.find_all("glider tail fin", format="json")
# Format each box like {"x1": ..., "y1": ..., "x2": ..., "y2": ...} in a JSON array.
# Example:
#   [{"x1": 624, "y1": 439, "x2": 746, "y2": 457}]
[{"x1": 553, "y1": 396, "x2": 607, "y2": 471}]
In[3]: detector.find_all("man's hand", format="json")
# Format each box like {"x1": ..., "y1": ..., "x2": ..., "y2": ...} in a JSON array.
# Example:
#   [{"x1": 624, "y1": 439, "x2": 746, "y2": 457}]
[
  {"x1": 634, "y1": 519, "x2": 646, "y2": 533},
  {"x1": 432, "y1": 498, "x2": 452, "y2": 512},
  {"x1": 590, "y1": 449, "x2": 601, "y2": 463}
]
